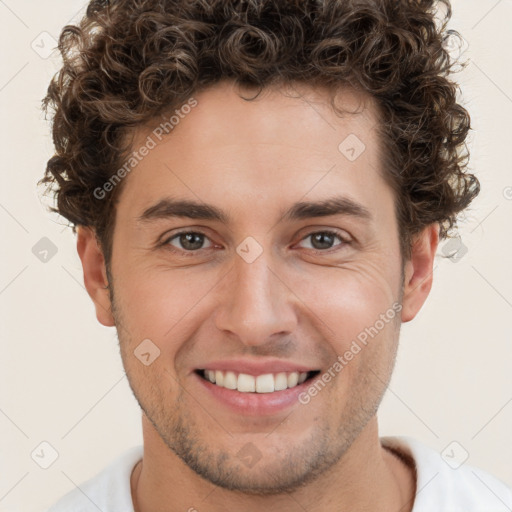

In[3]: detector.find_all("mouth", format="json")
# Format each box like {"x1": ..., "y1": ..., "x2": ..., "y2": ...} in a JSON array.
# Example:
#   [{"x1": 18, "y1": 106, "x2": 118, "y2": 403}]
[{"x1": 195, "y1": 369, "x2": 321, "y2": 394}]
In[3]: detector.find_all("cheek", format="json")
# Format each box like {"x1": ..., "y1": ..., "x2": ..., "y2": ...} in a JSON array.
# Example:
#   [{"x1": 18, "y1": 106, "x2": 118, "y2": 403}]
[
  {"x1": 291, "y1": 259, "x2": 400, "y2": 342},
  {"x1": 113, "y1": 265, "x2": 221, "y2": 344}
]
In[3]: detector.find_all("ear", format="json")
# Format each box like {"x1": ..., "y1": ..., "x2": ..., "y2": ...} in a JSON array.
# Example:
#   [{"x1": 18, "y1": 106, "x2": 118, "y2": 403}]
[
  {"x1": 401, "y1": 223, "x2": 439, "y2": 323},
  {"x1": 76, "y1": 226, "x2": 115, "y2": 327}
]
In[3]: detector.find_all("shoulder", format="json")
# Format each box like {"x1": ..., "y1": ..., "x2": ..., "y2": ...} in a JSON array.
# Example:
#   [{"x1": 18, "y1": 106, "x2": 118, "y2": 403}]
[
  {"x1": 381, "y1": 436, "x2": 512, "y2": 512},
  {"x1": 45, "y1": 445, "x2": 143, "y2": 512}
]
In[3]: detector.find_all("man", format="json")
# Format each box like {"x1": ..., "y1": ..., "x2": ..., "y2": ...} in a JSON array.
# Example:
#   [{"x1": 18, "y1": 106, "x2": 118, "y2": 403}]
[{"x1": 40, "y1": 0, "x2": 511, "y2": 510}]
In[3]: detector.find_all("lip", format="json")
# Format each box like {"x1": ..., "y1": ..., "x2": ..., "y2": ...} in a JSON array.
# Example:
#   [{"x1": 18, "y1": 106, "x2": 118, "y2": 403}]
[
  {"x1": 196, "y1": 358, "x2": 318, "y2": 376},
  {"x1": 193, "y1": 369, "x2": 318, "y2": 416}
]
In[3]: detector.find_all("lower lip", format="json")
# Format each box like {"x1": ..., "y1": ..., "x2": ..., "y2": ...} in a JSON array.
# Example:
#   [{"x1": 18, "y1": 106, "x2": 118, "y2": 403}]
[{"x1": 193, "y1": 372, "x2": 315, "y2": 416}]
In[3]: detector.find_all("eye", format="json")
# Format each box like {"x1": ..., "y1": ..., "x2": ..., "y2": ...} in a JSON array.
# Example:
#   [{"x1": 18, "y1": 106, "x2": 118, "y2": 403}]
[
  {"x1": 297, "y1": 230, "x2": 347, "y2": 251},
  {"x1": 165, "y1": 231, "x2": 213, "y2": 252}
]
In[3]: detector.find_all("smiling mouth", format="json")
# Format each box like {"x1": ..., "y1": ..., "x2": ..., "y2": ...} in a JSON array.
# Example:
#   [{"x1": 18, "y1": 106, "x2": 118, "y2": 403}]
[{"x1": 195, "y1": 369, "x2": 321, "y2": 393}]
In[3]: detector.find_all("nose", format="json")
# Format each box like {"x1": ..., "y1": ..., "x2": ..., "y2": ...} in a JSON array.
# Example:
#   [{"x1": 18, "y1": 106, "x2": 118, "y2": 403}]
[{"x1": 213, "y1": 248, "x2": 298, "y2": 348}]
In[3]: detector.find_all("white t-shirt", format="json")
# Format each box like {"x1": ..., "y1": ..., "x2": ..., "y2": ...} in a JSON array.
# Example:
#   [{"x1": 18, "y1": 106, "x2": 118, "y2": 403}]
[{"x1": 46, "y1": 436, "x2": 512, "y2": 512}]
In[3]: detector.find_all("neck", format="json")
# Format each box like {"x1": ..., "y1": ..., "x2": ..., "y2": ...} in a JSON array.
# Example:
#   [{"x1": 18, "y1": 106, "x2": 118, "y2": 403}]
[{"x1": 131, "y1": 416, "x2": 416, "y2": 512}]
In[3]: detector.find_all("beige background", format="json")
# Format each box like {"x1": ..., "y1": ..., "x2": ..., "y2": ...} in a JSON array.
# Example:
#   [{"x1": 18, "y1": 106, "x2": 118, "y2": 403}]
[{"x1": 1, "y1": 1, "x2": 511, "y2": 511}]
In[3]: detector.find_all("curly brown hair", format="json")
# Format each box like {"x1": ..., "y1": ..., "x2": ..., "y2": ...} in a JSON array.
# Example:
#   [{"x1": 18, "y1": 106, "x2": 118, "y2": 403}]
[{"x1": 40, "y1": 0, "x2": 479, "y2": 266}]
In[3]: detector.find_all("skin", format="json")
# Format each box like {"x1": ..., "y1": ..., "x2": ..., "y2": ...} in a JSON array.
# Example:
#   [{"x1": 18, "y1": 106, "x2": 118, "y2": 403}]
[{"x1": 77, "y1": 80, "x2": 438, "y2": 512}]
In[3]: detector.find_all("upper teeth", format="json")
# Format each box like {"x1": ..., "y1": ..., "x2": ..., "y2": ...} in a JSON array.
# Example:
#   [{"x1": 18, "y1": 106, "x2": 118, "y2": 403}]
[{"x1": 203, "y1": 370, "x2": 309, "y2": 393}]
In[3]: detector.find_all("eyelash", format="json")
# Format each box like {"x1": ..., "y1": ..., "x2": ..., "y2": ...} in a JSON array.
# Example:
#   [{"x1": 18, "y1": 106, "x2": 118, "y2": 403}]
[{"x1": 160, "y1": 229, "x2": 350, "y2": 256}]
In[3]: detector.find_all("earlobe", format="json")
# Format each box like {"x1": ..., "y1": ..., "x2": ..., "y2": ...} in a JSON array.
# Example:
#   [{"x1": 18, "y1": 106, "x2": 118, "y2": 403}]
[
  {"x1": 401, "y1": 223, "x2": 440, "y2": 323},
  {"x1": 76, "y1": 226, "x2": 115, "y2": 327}
]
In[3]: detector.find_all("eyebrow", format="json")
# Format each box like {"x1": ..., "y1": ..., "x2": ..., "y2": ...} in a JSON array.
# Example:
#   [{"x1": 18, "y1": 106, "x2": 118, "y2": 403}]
[
  {"x1": 136, "y1": 196, "x2": 372, "y2": 225},
  {"x1": 283, "y1": 196, "x2": 372, "y2": 222}
]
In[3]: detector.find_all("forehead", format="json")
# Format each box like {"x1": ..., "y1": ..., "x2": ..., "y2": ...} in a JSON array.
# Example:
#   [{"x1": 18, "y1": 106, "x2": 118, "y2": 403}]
[
  {"x1": 142, "y1": 81, "x2": 380, "y2": 156},
  {"x1": 116, "y1": 81, "x2": 391, "y2": 227}
]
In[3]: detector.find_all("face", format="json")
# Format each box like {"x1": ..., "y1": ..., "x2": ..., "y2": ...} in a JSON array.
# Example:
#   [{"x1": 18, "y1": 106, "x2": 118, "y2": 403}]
[{"x1": 79, "y1": 80, "x2": 436, "y2": 495}]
